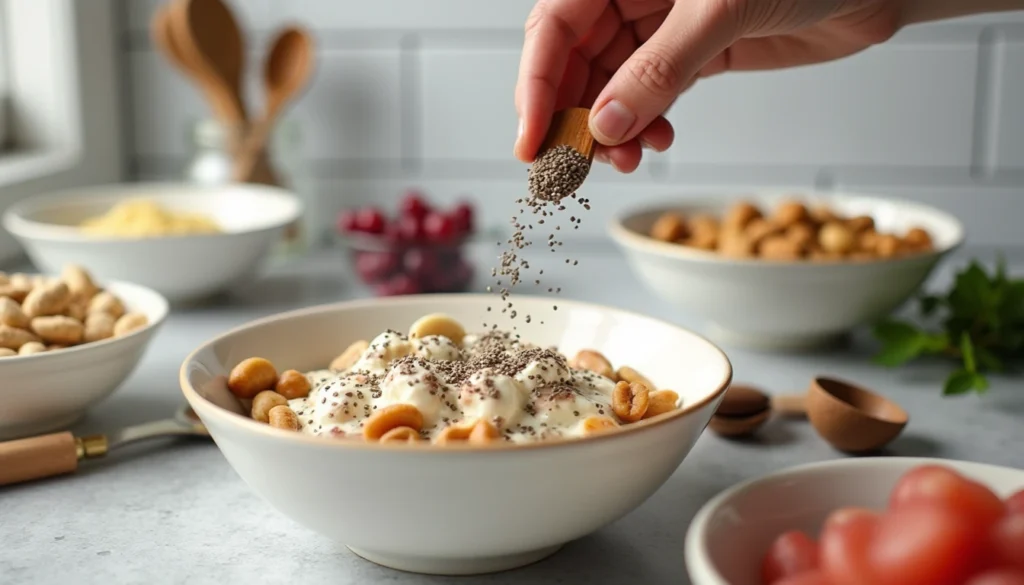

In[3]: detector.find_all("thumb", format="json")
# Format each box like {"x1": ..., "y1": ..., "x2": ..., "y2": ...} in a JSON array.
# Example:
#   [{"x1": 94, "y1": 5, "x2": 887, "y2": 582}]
[{"x1": 589, "y1": 1, "x2": 738, "y2": 146}]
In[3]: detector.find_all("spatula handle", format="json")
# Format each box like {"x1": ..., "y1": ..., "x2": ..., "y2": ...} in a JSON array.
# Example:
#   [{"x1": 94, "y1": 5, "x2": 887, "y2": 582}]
[
  {"x1": 772, "y1": 394, "x2": 808, "y2": 418},
  {"x1": 0, "y1": 432, "x2": 79, "y2": 486}
]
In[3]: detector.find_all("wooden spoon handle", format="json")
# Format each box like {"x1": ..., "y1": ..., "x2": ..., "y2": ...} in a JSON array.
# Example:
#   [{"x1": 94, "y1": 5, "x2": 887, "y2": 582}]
[
  {"x1": 232, "y1": 120, "x2": 278, "y2": 185},
  {"x1": 0, "y1": 432, "x2": 79, "y2": 486},
  {"x1": 772, "y1": 394, "x2": 808, "y2": 418}
]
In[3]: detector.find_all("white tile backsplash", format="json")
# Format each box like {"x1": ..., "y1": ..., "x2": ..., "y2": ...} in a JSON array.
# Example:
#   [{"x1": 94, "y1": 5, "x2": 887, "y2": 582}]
[{"x1": 118, "y1": 1, "x2": 1024, "y2": 247}]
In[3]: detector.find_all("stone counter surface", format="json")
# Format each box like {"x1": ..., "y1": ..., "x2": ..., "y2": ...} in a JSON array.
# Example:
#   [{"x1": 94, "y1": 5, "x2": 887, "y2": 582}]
[{"x1": 2, "y1": 242, "x2": 1022, "y2": 585}]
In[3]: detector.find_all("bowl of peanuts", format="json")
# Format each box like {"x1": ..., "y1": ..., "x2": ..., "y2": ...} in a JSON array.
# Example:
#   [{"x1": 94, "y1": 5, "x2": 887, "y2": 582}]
[
  {"x1": 180, "y1": 295, "x2": 732, "y2": 576},
  {"x1": 1, "y1": 264, "x2": 168, "y2": 439},
  {"x1": 608, "y1": 192, "x2": 964, "y2": 350}
]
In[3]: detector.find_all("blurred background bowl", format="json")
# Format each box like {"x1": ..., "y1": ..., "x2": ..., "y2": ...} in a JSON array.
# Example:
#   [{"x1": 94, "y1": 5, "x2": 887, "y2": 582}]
[
  {"x1": 2, "y1": 182, "x2": 302, "y2": 304},
  {"x1": 608, "y1": 191, "x2": 964, "y2": 350},
  {"x1": 684, "y1": 457, "x2": 1024, "y2": 585},
  {"x1": 0, "y1": 279, "x2": 168, "y2": 440}
]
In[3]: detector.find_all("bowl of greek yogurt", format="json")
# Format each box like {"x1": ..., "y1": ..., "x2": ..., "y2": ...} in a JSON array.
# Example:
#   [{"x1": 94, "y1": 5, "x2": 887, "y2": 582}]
[{"x1": 180, "y1": 294, "x2": 732, "y2": 576}]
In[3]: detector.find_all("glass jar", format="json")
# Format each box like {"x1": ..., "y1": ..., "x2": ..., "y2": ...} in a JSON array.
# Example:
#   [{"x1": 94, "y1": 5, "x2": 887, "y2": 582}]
[{"x1": 183, "y1": 118, "x2": 320, "y2": 256}]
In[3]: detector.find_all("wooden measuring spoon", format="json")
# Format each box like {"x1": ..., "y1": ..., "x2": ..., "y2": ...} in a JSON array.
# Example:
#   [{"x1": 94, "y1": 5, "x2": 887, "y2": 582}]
[
  {"x1": 168, "y1": 0, "x2": 248, "y2": 124},
  {"x1": 709, "y1": 378, "x2": 908, "y2": 454},
  {"x1": 0, "y1": 406, "x2": 209, "y2": 487},
  {"x1": 232, "y1": 26, "x2": 315, "y2": 184}
]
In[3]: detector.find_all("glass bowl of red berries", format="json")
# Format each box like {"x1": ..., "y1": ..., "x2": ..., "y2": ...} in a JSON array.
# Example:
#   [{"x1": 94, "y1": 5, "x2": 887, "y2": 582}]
[{"x1": 336, "y1": 192, "x2": 479, "y2": 296}]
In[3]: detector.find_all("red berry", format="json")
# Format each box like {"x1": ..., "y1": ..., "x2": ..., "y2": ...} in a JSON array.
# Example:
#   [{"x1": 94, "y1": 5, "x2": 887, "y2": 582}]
[
  {"x1": 452, "y1": 202, "x2": 474, "y2": 234},
  {"x1": 354, "y1": 252, "x2": 399, "y2": 284},
  {"x1": 336, "y1": 210, "x2": 358, "y2": 233},
  {"x1": 423, "y1": 212, "x2": 457, "y2": 242},
  {"x1": 395, "y1": 215, "x2": 424, "y2": 242},
  {"x1": 355, "y1": 207, "x2": 387, "y2": 234},
  {"x1": 400, "y1": 191, "x2": 430, "y2": 219},
  {"x1": 375, "y1": 274, "x2": 420, "y2": 296},
  {"x1": 402, "y1": 248, "x2": 439, "y2": 278}
]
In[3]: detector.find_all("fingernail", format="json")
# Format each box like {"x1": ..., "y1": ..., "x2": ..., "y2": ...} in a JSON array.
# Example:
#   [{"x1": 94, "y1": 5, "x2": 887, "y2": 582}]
[
  {"x1": 592, "y1": 100, "x2": 636, "y2": 142},
  {"x1": 639, "y1": 137, "x2": 653, "y2": 150},
  {"x1": 517, "y1": 118, "x2": 524, "y2": 140}
]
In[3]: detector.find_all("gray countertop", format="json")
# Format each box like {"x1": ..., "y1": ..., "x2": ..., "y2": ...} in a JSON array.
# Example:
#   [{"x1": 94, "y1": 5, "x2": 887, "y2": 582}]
[{"x1": 2, "y1": 241, "x2": 1022, "y2": 585}]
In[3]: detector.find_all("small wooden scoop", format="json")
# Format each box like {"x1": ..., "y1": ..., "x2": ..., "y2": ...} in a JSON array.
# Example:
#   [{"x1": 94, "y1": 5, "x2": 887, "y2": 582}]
[
  {"x1": 538, "y1": 107, "x2": 596, "y2": 162},
  {"x1": 0, "y1": 406, "x2": 209, "y2": 487},
  {"x1": 709, "y1": 377, "x2": 908, "y2": 454}
]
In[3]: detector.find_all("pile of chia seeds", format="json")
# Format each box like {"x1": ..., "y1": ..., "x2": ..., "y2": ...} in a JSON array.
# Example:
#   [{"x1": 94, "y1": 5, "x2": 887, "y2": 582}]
[{"x1": 486, "y1": 144, "x2": 592, "y2": 330}]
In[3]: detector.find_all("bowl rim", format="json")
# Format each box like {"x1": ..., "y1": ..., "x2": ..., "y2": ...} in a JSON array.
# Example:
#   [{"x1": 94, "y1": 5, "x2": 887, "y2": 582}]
[
  {"x1": 608, "y1": 191, "x2": 966, "y2": 268},
  {"x1": 683, "y1": 456, "x2": 1024, "y2": 585},
  {"x1": 1, "y1": 181, "x2": 302, "y2": 243},
  {"x1": 179, "y1": 293, "x2": 734, "y2": 453},
  {"x1": 0, "y1": 279, "x2": 170, "y2": 365}
]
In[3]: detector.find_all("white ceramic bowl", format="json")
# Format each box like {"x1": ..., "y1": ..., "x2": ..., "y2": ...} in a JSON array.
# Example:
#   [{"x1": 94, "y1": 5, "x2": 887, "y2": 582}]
[
  {"x1": 0, "y1": 280, "x2": 169, "y2": 440},
  {"x1": 608, "y1": 192, "x2": 964, "y2": 350},
  {"x1": 685, "y1": 457, "x2": 1024, "y2": 585},
  {"x1": 180, "y1": 294, "x2": 733, "y2": 576},
  {"x1": 2, "y1": 182, "x2": 302, "y2": 303}
]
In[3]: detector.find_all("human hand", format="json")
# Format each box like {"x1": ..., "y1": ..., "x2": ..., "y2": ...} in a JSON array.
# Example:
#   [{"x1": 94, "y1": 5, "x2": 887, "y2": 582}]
[{"x1": 513, "y1": 0, "x2": 903, "y2": 172}]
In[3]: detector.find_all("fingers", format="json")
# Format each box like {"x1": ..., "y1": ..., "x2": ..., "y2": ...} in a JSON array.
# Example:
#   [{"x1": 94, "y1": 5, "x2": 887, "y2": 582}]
[
  {"x1": 593, "y1": 115, "x2": 674, "y2": 173},
  {"x1": 589, "y1": 0, "x2": 739, "y2": 146},
  {"x1": 514, "y1": 0, "x2": 609, "y2": 162}
]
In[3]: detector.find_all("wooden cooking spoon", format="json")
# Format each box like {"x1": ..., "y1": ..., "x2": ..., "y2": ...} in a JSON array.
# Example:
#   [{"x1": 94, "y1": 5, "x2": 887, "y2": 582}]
[
  {"x1": 232, "y1": 26, "x2": 315, "y2": 184},
  {"x1": 168, "y1": 0, "x2": 248, "y2": 124}
]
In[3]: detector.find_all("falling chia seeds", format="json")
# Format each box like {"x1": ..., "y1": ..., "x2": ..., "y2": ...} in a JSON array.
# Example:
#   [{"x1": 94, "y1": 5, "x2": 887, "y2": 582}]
[{"x1": 484, "y1": 144, "x2": 593, "y2": 331}]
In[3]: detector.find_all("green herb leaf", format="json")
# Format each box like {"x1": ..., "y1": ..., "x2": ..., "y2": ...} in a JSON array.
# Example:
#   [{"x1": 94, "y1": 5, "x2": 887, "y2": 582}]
[
  {"x1": 873, "y1": 320, "x2": 929, "y2": 367},
  {"x1": 943, "y1": 370, "x2": 988, "y2": 395},
  {"x1": 947, "y1": 262, "x2": 994, "y2": 318},
  {"x1": 974, "y1": 346, "x2": 1005, "y2": 372},
  {"x1": 960, "y1": 333, "x2": 977, "y2": 373},
  {"x1": 920, "y1": 295, "x2": 942, "y2": 316}
]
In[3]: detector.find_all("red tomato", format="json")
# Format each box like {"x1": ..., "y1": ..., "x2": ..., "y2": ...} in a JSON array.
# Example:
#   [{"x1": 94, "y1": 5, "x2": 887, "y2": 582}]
[
  {"x1": 820, "y1": 508, "x2": 880, "y2": 585},
  {"x1": 993, "y1": 514, "x2": 1024, "y2": 570},
  {"x1": 1007, "y1": 490, "x2": 1024, "y2": 515},
  {"x1": 762, "y1": 531, "x2": 820, "y2": 585},
  {"x1": 775, "y1": 570, "x2": 834, "y2": 585},
  {"x1": 964, "y1": 569, "x2": 1024, "y2": 585},
  {"x1": 889, "y1": 465, "x2": 1006, "y2": 529},
  {"x1": 868, "y1": 504, "x2": 988, "y2": 585}
]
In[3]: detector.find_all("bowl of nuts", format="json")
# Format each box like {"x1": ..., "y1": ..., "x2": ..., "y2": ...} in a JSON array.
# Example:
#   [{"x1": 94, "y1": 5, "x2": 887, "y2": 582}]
[
  {"x1": 608, "y1": 192, "x2": 964, "y2": 350},
  {"x1": 1, "y1": 264, "x2": 168, "y2": 439},
  {"x1": 180, "y1": 294, "x2": 732, "y2": 575}
]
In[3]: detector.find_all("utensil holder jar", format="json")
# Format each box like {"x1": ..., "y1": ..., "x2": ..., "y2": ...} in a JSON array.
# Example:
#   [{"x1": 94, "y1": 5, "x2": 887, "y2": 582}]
[{"x1": 184, "y1": 118, "x2": 320, "y2": 255}]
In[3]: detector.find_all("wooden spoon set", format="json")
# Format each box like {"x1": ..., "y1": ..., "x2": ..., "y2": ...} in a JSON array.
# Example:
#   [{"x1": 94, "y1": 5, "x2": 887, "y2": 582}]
[{"x1": 151, "y1": 0, "x2": 315, "y2": 186}]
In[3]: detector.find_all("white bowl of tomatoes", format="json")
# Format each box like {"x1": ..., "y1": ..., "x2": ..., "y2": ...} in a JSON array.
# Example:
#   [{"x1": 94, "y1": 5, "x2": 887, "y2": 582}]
[
  {"x1": 335, "y1": 191, "x2": 478, "y2": 296},
  {"x1": 685, "y1": 457, "x2": 1024, "y2": 585}
]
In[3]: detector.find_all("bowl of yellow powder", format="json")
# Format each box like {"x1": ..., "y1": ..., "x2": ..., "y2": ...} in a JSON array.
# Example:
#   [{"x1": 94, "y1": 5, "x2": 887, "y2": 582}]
[{"x1": 2, "y1": 182, "x2": 302, "y2": 303}]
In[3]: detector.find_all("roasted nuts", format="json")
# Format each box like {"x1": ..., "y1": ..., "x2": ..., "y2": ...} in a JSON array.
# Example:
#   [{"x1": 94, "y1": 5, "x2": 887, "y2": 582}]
[
  {"x1": 329, "y1": 340, "x2": 369, "y2": 371},
  {"x1": 569, "y1": 349, "x2": 615, "y2": 379},
  {"x1": 647, "y1": 200, "x2": 934, "y2": 262},
  {"x1": 650, "y1": 212, "x2": 688, "y2": 242},
  {"x1": 379, "y1": 426, "x2": 422, "y2": 443},
  {"x1": 113, "y1": 312, "x2": 148, "y2": 337},
  {"x1": 88, "y1": 291, "x2": 126, "y2": 319},
  {"x1": 435, "y1": 419, "x2": 500, "y2": 445},
  {"x1": 580, "y1": 415, "x2": 619, "y2": 434},
  {"x1": 275, "y1": 369, "x2": 312, "y2": 399},
  {"x1": 0, "y1": 324, "x2": 40, "y2": 350},
  {"x1": 644, "y1": 390, "x2": 680, "y2": 419},
  {"x1": 251, "y1": 390, "x2": 288, "y2": 423},
  {"x1": 363, "y1": 404, "x2": 425, "y2": 440},
  {"x1": 228, "y1": 357, "x2": 279, "y2": 399},
  {"x1": 408, "y1": 313, "x2": 466, "y2": 345},
  {"x1": 616, "y1": 366, "x2": 655, "y2": 390},
  {"x1": 0, "y1": 297, "x2": 29, "y2": 329},
  {"x1": 267, "y1": 405, "x2": 301, "y2": 431},
  {"x1": 18, "y1": 341, "x2": 47, "y2": 356},
  {"x1": 31, "y1": 316, "x2": 84, "y2": 345},
  {"x1": 21, "y1": 281, "x2": 71, "y2": 318},
  {"x1": 83, "y1": 312, "x2": 116, "y2": 343},
  {"x1": 612, "y1": 381, "x2": 651, "y2": 423}
]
